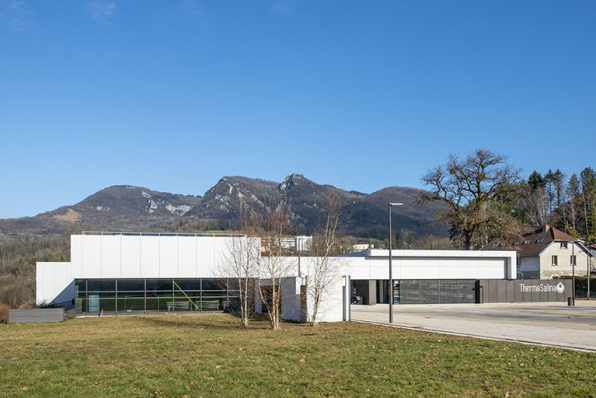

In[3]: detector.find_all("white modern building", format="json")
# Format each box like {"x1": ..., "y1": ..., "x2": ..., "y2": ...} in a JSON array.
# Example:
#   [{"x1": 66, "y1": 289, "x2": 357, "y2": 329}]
[{"x1": 36, "y1": 232, "x2": 517, "y2": 322}]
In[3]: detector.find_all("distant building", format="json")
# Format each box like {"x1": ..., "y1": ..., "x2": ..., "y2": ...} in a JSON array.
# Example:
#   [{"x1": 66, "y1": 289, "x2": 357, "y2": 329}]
[
  {"x1": 267, "y1": 236, "x2": 312, "y2": 253},
  {"x1": 295, "y1": 236, "x2": 312, "y2": 252},
  {"x1": 482, "y1": 225, "x2": 594, "y2": 279}
]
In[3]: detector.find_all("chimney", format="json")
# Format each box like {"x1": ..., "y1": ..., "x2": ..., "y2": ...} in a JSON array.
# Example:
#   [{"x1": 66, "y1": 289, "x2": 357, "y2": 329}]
[{"x1": 543, "y1": 225, "x2": 550, "y2": 232}]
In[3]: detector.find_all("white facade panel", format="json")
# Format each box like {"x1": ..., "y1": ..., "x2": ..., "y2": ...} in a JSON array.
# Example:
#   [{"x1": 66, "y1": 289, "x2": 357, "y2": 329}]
[
  {"x1": 36, "y1": 262, "x2": 73, "y2": 306},
  {"x1": 36, "y1": 263, "x2": 43, "y2": 305},
  {"x1": 82, "y1": 235, "x2": 102, "y2": 278},
  {"x1": 159, "y1": 236, "x2": 179, "y2": 277},
  {"x1": 305, "y1": 275, "x2": 347, "y2": 323},
  {"x1": 281, "y1": 277, "x2": 301, "y2": 322},
  {"x1": 196, "y1": 237, "x2": 215, "y2": 276},
  {"x1": 476, "y1": 259, "x2": 506, "y2": 279},
  {"x1": 70, "y1": 234, "x2": 239, "y2": 280},
  {"x1": 71, "y1": 235, "x2": 82, "y2": 278},
  {"x1": 141, "y1": 236, "x2": 160, "y2": 278},
  {"x1": 178, "y1": 237, "x2": 198, "y2": 277},
  {"x1": 401, "y1": 265, "x2": 442, "y2": 279},
  {"x1": 121, "y1": 235, "x2": 142, "y2": 278},
  {"x1": 439, "y1": 266, "x2": 478, "y2": 279},
  {"x1": 101, "y1": 236, "x2": 122, "y2": 278},
  {"x1": 212, "y1": 238, "x2": 228, "y2": 275},
  {"x1": 343, "y1": 250, "x2": 515, "y2": 281}
]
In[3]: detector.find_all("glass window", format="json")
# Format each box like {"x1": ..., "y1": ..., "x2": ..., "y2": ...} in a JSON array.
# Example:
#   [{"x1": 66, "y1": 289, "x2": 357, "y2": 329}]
[
  {"x1": 87, "y1": 280, "x2": 115, "y2": 313},
  {"x1": 118, "y1": 279, "x2": 144, "y2": 292},
  {"x1": 74, "y1": 279, "x2": 87, "y2": 313},
  {"x1": 419, "y1": 280, "x2": 439, "y2": 304},
  {"x1": 117, "y1": 279, "x2": 145, "y2": 313},
  {"x1": 174, "y1": 279, "x2": 202, "y2": 292},
  {"x1": 552, "y1": 255, "x2": 558, "y2": 266},
  {"x1": 457, "y1": 280, "x2": 476, "y2": 303},
  {"x1": 400, "y1": 280, "x2": 420, "y2": 304},
  {"x1": 146, "y1": 279, "x2": 172, "y2": 292},
  {"x1": 227, "y1": 279, "x2": 241, "y2": 291},
  {"x1": 439, "y1": 280, "x2": 458, "y2": 304},
  {"x1": 146, "y1": 279, "x2": 172, "y2": 312},
  {"x1": 174, "y1": 279, "x2": 201, "y2": 312},
  {"x1": 88, "y1": 279, "x2": 115, "y2": 292},
  {"x1": 201, "y1": 290, "x2": 227, "y2": 311},
  {"x1": 202, "y1": 279, "x2": 226, "y2": 291},
  {"x1": 571, "y1": 255, "x2": 577, "y2": 266},
  {"x1": 561, "y1": 242, "x2": 568, "y2": 249},
  {"x1": 174, "y1": 291, "x2": 200, "y2": 311}
]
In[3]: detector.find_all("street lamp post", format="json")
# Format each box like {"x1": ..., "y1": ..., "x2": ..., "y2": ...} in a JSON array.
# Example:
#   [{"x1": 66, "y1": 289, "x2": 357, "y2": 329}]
[
  {"x1": 572, "y1": 242, "x2": 576, "y2": 306},
  {"x1": 388, "y1": 202, "x2": 403, "y2": 323}
]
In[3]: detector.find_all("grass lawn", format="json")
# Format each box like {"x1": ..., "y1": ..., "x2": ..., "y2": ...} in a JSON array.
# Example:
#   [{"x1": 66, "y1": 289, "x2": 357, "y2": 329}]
[{"x1": 1, "y1": 314, "x2": 595, "y2": 397}]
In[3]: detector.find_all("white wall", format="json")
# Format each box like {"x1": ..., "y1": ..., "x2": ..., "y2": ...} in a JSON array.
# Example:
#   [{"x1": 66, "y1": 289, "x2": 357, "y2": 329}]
[
  {"x1": 540, "y1": 241, "x2": 591, "y2": 279},
  {"x1": 254, "y1": 277, "x2": 302, "y2": 322},
  {"x1": 305, "y1": 274, "x2": 346, "y2": 323},
  {"x1": 71, "y1": 234, "x2": 238, "y2": 279},
  {"x1": 344, "y1": 250, "x2": 517, "y2": 281},
  {"x1": 36, "y1": 262, "x2": 74, "y2": 306}
]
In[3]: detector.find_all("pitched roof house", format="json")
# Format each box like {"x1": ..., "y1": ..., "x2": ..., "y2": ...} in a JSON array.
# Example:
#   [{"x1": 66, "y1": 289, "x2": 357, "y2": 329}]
[{"x1": 482, "y1": 225, "x2": 594, "y2": 279}]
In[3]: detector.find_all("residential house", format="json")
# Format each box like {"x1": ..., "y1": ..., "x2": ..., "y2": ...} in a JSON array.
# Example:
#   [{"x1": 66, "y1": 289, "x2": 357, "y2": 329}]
[{"x1": 482, "y1": 225, "x2": 594, "y2": 279}]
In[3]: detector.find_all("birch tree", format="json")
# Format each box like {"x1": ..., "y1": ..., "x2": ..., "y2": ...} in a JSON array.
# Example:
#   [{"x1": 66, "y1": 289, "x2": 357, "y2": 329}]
[
  {"x1": 220, "y1": 209, "x2": 261, "y2": 328},
  {"x1": 306, "y1": 189, "x2": 347, "y2": 327},
  {"x1": 257, "y1": 201, "x2": 295, "y2": 331}
]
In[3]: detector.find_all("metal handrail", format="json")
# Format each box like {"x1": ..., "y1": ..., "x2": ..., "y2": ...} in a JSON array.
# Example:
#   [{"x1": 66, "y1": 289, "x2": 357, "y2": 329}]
[
  {"x1": 39, "y1": 300, "x2": 75, "y2": 310},
  {"x1": 81, "y1": 231, "x2": 245, "y2": 237}
]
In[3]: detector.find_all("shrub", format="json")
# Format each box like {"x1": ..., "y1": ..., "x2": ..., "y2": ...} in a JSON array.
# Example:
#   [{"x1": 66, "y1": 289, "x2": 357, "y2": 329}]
[
  {"x1": 0, "y1": 303, "x2": 11, "y2": 323},
  {"x1": 0, "y1": 283, "x2": 32, "y2": 307}
]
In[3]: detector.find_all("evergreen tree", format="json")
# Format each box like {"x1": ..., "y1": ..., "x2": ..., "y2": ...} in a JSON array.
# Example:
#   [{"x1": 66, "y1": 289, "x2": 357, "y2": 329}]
[{"x1": 528, "y1": 171, "x2": 545, "y2": 189}]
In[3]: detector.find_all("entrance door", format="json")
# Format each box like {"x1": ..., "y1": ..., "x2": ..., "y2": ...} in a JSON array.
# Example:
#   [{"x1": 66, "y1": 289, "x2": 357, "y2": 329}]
[
  {"x1": 392, "y1": 280, "x2": 400, "y2": 304},
  {"x1": 89, "y1": 294, "x2": 99, "y2": 312}
]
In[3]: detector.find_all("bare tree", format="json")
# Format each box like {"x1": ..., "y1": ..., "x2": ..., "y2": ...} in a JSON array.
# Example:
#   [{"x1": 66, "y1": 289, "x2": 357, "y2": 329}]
[
  {"x1": 306, "y1": 189, "x2": 347, "y2": 327},
  {"x1": 519, "y1": 184, "x2": 550, "y2": 226},
  {"x1": 219, "y1": 208, "x2": 261, "y2": 328},
  {"x1": 257, "y1": 201, "x2": 295, "y2": 331},
  {"x1": 419, "y1": 149, "x2": 521, "y2": 250},
  {"x1": 414, "y1": 235, "x2": 454, "y2": 250},
  {"x1": 566, "y1": 174, "x2": 582, "y2": 234}
]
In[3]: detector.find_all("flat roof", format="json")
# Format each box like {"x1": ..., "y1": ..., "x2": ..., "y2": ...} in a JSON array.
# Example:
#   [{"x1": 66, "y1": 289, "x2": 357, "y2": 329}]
[{"x1": 341, "y1": 249, "x2": 517, "y2": 259}]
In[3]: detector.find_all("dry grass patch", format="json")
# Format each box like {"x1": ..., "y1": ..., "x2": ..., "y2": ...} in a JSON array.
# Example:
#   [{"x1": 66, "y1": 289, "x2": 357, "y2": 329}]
[{"x1": 1, "y1": 314, "x2": 595, "y2": 397}]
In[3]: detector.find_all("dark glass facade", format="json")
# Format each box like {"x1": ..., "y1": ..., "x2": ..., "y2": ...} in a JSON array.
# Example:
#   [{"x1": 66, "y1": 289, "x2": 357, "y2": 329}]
[
  {"x1": 351, "y1": 279, "x2": 477, "y2": 305},
  {"x1": 399, "y1": 279, "x2": 476, "y2": 304},
  {"x1": 74, "y1": 278, "x2": 239, "y2": 314}
]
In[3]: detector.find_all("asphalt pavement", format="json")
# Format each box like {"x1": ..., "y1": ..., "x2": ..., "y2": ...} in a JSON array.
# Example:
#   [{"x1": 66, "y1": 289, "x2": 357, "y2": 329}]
[{"x1": 351, "y1": 301, "x2": 596, "y2": 352}]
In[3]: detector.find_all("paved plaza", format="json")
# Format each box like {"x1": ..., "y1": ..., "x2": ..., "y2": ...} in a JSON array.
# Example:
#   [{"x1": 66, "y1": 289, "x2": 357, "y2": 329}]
[{"x1": 351, "y1": 301, "x2": 596, "y2": 352}]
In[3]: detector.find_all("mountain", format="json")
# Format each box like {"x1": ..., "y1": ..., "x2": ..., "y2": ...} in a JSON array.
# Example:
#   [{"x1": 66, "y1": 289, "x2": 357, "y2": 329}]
[
  {"x1": 0, "y1": 186, "x2": 202, "y2": 236},
  {"x1": 184, "y1": 173, "x2": 447, "y2": 237},
  {"x1": 0, "y1": 175, "x2": 448, "y2": 238}
]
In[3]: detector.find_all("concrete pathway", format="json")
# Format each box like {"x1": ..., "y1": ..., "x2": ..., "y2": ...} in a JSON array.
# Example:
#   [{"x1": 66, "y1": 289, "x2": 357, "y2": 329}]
[{"x1": 351, "y1": 301, "x2": 596, "y2": 352}]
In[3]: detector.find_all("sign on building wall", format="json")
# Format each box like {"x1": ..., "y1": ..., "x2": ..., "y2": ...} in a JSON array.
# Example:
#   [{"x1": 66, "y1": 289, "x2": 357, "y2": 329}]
[{"x1": 476, "y1": 279, "x2": 572, "y2": 303}]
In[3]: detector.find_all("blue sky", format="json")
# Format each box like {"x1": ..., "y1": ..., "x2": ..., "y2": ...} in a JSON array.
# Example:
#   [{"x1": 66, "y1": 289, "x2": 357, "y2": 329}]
[{"x1": 1, "y1": 0, "x2": 595, "y2": 219}]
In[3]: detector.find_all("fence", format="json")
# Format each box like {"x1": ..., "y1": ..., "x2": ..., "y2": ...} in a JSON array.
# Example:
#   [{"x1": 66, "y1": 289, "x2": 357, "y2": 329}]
[{"x1": 7, "y1": 308, "x2": 75, "y2": 324}]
